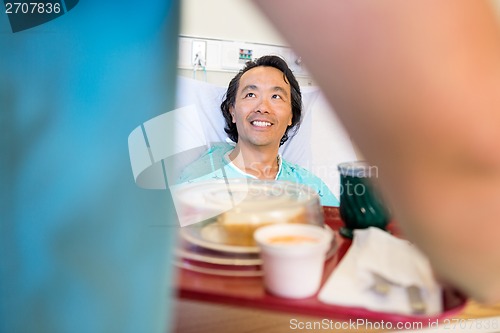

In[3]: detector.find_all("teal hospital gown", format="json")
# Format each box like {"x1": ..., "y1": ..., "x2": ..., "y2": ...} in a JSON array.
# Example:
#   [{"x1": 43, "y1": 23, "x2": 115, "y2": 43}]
[{"x1": 178, "y1": 143, "x2": 339, "y2": 206}]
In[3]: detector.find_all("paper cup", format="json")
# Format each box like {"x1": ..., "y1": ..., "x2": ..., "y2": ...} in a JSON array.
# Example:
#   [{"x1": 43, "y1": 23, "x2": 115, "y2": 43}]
[{"x1": 254, "y1": 224, "x2": 333, "y2": 299}]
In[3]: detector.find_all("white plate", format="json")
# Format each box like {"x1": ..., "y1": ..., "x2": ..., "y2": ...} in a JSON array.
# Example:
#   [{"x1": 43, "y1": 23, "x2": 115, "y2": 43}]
[
  {"x1": 179, "y1": 219, "x2": 260, "y2": 253},
  {"x1": 179, "y1": 220, "x2": 336, "y2": 255},
  {"x1": 175, "y1": 238, "x2": 262, "y2": 266},
  {"x1": 174, "y1": 259, "x2": 263, "y2": 277}
]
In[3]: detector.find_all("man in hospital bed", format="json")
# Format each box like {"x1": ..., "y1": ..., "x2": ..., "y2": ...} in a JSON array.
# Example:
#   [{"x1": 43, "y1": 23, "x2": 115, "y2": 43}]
[{"x1": 177, "y1": 55, "x2": 338, "y2": 207}]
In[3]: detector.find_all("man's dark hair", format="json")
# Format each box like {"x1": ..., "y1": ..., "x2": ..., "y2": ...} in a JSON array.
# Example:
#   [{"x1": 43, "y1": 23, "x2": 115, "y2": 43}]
[{"x1": 220, "y1": 55, "x2": 302, "y2": 146}]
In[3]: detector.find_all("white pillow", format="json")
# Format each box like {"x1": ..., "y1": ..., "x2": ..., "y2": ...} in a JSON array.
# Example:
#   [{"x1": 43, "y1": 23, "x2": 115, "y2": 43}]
[
  {"x1": 307, "y1": 92, "x2": 358, "y2": 197},
  {"x1": 174, "y1": 76, "x2": 317, "y2": 165}
]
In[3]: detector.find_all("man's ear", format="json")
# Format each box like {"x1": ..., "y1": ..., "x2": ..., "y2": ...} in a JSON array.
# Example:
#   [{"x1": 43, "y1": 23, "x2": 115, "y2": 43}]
[{"x1": 230, "y1": 106, "x2": 236, "y2": 123}]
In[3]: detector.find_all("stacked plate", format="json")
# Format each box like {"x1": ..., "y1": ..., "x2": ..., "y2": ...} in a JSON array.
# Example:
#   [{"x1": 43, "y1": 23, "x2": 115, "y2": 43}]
[
  {"x1": 175, "y1": 218, "x2": 337, "y2": 277},
  {"x1": 175, "y1": 218, "x2": 264, "y2": 277}
]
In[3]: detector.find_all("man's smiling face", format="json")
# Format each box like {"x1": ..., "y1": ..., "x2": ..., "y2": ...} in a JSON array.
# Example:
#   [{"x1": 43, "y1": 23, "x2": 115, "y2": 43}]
[{"x1": 230, "y1": 66, "x2": 293, "y2": 150}]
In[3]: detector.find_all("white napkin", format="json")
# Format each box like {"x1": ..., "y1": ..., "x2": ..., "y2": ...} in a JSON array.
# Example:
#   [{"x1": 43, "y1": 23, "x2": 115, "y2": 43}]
[{"x1": 318, "y1": 227, "x2": 442, "y2": 316}]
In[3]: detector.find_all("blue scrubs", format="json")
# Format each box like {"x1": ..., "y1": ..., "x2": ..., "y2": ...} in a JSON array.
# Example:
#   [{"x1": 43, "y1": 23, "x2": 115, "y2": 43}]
[{"x1": 0, "y1": 2, "x2": 179, "y2": 333}]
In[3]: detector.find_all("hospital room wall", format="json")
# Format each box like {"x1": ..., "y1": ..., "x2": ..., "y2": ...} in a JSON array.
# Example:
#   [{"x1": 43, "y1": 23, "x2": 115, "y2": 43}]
[
  {"x1": 178, "y1": 0, "x2": 314, "y2": 87},
  {"x1": 180, "y1": 0, "x2": 284, "y2": 46},
  {"x1": 179, "y1": 0, "x2": 500, "y2": 87}
]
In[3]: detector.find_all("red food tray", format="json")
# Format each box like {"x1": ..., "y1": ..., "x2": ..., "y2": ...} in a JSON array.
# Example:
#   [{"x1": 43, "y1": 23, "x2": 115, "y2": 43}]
[{"x1": 174, "y1": 207, "x2": 466, "y2": 324}]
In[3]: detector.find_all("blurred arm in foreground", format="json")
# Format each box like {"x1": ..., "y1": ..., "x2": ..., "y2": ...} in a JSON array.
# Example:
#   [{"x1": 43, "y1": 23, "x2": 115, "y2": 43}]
[{"x1": 252, "y1": 0, "x2": 500, "y2": 303}]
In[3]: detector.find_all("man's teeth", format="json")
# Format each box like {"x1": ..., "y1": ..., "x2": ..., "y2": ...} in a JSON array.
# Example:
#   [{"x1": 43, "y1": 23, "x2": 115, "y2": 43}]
[{"x1": 252, "y1": 121, "x2": 272, "y2": 127}]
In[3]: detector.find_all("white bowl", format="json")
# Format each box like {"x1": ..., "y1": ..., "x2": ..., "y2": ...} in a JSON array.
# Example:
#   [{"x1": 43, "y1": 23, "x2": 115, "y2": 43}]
[{"x1": 254, "y1": 224, "x2": 333, "y2": 298}]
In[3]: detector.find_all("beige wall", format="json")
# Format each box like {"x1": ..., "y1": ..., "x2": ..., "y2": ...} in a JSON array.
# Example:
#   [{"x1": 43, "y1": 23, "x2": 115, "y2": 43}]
[
  {"x1": 180, "y1": 0, "x2": 286, "y2": 46},
  {"x1": 181, "y1": 0, "x2": 500, "y2": 44},
  {"x1": 180, "y1": 0, "x2": 500, "y2": 86}
]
